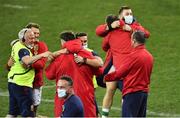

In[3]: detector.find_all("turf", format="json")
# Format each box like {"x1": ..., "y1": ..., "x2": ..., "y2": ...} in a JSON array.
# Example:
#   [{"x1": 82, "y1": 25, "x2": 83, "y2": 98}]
[{"x1": 0, "y1": 0, "x2": 180, "y2": 117}]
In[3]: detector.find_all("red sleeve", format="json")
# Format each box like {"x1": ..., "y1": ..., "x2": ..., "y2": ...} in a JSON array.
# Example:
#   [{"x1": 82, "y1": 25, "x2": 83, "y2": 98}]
[
  {"x1": 105, "y1": 58, "x2": 132, "y2": 81},
  {"x1": 102, "y1": 36, "x2": 110, "y2": 52},
  {"x1": 32, "y1": 58, "x2": 47, "y2": 69},
  {"x1": 45, "y1": 59, "x2": 57, "y2": 80},
  {"x1": 96, "y1": 24, "x2": 109, "y2": 37},
  {"x1": 93, "y1": 67, "x2": 103, "y2": 76},
  {"x1": 130, "y1": 22, "x2": 150, "y2": 38}
]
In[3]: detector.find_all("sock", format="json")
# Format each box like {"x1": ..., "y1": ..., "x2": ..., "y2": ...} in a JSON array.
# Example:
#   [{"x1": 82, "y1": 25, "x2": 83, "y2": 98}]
[{"x1": 101, "y1": 108, "x2": 109, "y2": 117}]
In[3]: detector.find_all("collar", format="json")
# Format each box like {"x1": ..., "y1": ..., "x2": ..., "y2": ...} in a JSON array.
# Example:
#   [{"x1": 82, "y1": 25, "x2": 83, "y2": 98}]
[{"x1": 133, "y1": 44, "x2": 145, "y2": 51}]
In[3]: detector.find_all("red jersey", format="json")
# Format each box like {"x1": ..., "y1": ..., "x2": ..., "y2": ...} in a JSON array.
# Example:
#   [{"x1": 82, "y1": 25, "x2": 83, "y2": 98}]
[
  {"x1": 31, "y1": 41, "x2": 48, "y2": 87},
  {"x1": 45, "y1": 39, "x2": 99, "y2": 117},
  {"x1": 96, "y1": 20, "x2": 150, "y2": 70},
  {"x1": 105, "y1": 45, "x2": 154, "y2": 97}
]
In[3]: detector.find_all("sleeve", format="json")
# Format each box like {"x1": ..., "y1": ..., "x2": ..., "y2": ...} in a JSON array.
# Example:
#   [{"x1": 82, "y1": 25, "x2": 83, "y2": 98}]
[
  {"x1": 31, "y1": 58, "x2": 47, "y2": 69},
  {"x1": 130, "y1": 22, "x2": 150, "y2": 38},
  {"x1": 102, "y1": 36, "x2": 110, "y2": 52},
  {"x1": 45, "y1": 60, "x2": 57, "y2": 80},
  {"x1": 18, "y1": 48, "x2": 30, "y2": 60},
  {"x1": 95, "y1": 24, "x2": 109, "y2": 37},
  {"x1": 105, "y1": 58, "x2": 132, "y2": 81}
]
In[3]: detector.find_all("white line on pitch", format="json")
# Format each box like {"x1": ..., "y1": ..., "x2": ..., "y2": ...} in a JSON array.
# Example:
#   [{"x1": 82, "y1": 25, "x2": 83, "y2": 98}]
[
  {"x1": 1, "y1": 92, "x2": 180, "y2": 117},
  {"x1": 3, "y1": 4, "x2": 29, "y2": 9}
]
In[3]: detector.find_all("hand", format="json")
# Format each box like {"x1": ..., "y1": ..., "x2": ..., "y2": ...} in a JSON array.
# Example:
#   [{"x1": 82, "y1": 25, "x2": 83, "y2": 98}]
[
  {"x1": 47, "y1": 53, "x2": 55, "y2": 62},
  {"x1": 111, "y1": 21, "x2": 120, "y2": 29},
  {"x1": 8, "y1": 57, "x2": 15, "y2": 67},
  {"x1": 74, "y1": 54, "x2": 84, "y2": 64},
  {"x1": 122, "y1": 24, "x2": 132, "y2": 32}
]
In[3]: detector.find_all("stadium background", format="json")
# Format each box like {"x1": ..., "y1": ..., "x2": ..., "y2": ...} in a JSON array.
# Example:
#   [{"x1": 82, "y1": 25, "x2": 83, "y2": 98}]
[{"x1": 0, "y1": 0, "x2": 180, "y2": 117}]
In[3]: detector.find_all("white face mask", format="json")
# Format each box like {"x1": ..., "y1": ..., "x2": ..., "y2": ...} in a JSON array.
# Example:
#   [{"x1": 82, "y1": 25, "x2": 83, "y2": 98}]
[
  {"x1": 83, "y1": 44, "x2": 88, "y2": 48},
  {"x1": 124, "y1": 15, "x2": 133, "y2": 24},
  {"x1": 57, "y1": 88, "x2": 67, "y2": 98}
]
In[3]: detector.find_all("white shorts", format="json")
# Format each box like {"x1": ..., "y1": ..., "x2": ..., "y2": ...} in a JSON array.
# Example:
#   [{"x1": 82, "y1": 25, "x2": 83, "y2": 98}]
[{"x1": 32, "y1": 87, "x2": 42, "y2": 106}]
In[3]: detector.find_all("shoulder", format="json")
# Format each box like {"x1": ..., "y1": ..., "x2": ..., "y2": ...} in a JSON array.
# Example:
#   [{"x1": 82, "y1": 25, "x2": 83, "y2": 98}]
[
  {"x1": 38, "y1": 41, "x2": 48, "y2": 47},
  {"x1": 68, "y1": 95, "x2": 83, "y2": 106},
  {"x1": 38, "y1": 41, "x2": 47, "y2": 45}
]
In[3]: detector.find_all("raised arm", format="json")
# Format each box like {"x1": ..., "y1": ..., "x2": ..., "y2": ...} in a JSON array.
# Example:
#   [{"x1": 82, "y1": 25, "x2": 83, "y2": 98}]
[{"x1": 95, "y1": 24, "x2": 109, "y2": 37}]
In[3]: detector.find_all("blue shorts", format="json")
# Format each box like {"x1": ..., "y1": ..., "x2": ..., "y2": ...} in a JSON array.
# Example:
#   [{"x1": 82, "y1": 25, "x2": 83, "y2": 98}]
[
  {"x1": 122, "y1": 91, "x2": 148, "y2": 117},
  {"x1": 8, "y1": 83, "x2": 34, "y2": 117}
]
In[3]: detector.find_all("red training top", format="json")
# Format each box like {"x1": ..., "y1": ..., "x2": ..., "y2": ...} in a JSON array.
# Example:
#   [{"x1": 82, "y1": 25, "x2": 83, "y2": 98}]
[
  {"x1": 105, "y1": 45, "x2": 154, "y2": 97},
  {"x1": 96, "y1": 20, "x2": 150, "y2": 70},
  {"x1": 45, "y1": 39, "x2": 100, "y2": 117}
]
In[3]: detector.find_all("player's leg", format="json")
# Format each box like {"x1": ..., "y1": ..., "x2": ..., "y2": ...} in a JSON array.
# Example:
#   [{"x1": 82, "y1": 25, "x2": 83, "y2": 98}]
[
  {"x1": 101, "y1": 81, "x2": 117, "y2": 118},
  {"x1": 137, "y1": 92, "x2": 148, "y2": 117},
  {"x1": 122, "y1": 91, "x2": 146, "y2": 117},
  {"x1": 17, "y1": 86, "x2": 34, "y2": 117},
  {"x1": 32, "y1": 87, "x2": 42, "y2": 116},
  {"x1": 7, "y1": 83, "x2": 20, "y2": 117}
]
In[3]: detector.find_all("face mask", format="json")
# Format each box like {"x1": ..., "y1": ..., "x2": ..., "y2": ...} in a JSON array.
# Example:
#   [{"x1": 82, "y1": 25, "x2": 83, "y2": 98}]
[
  {"x1": 124, "y1": 15, "x2": 133, "y2": 24},
  {"x1": 57, "y1": 88, "x2": 67, "y2": 98},
  {"x1": 83, "y1": 44, "x2": 88, "y2": 48}
]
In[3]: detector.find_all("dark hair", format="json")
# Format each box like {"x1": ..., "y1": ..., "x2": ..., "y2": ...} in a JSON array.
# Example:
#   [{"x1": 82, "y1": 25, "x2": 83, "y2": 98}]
[
  {"x1": 60, "y1": 75, "x2": 73, "y2": 86},
  {"x1": 106, "y1": 14, "x2": 119, "y2": 30},
  {"x1": 118, "y1": 6, "x2": 131, "y2": 14},
  {"x1": 132, "y1": 30, "x2": 146, "y2": 44},
  {"x1": 25, "y1": 22, "x2": 40, "y2": 29},
  {"x1": 76, "y1": 32, "x2": 87, "y2": 38},
  {"x1": 60, "y1": 31, "x2": 76, "y2": 41}
]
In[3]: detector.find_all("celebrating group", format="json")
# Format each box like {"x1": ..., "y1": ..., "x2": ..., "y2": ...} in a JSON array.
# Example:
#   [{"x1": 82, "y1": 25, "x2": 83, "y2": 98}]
[{"x1": 6, "y1": 5, "x2": 153, "y2": 117}]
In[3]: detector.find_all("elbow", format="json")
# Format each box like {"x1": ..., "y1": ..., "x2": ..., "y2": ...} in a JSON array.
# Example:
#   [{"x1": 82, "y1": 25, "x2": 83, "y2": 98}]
[
  {"x1": 145, "y1": 32, "x2": 150, "y2": 38},
  {"x1": 95, "y1": 25, "x2": 108, "y2": 37}
]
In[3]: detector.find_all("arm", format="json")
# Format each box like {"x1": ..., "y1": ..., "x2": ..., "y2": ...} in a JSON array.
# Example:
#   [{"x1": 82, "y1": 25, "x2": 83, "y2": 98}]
[
  {"x1": 102, "y1": 36, "x2": 110, "y2": 52},
  {"x1": 105, "y1": 59, "x2": 132, "y2": 82},
  {"x1": 53, "y1": 48, "x2": 69, "y2": 57},
  {"x1": 95, "y1": 24, "x2": 109, "y2": 37},
  {"x1": 74, "y1": 55, "x2": 103, "y2": 68},
  {"x1": 31, "y1": 58, "x2": 47, "y2": 69},
  {"x1": 130, "y1": 22, "x2": 150, "y2": 38},
  {"x1": 21, "y1": 51, "x2": 52, "y2": 66},
  {"x1": 6, "y1": 57, "x2": 14, "y2": 71}
]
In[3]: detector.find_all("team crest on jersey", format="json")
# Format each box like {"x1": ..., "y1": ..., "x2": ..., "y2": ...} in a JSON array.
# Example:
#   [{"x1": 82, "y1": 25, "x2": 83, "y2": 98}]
[{"x1": 33, "y1": 44, "x2": 38, "y2": 55}]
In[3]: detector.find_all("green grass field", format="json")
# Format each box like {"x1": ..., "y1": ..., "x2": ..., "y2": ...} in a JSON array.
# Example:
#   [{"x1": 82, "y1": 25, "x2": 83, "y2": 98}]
[{"x1": 1, "y1": 0, "x2": 180, "y2": 117}]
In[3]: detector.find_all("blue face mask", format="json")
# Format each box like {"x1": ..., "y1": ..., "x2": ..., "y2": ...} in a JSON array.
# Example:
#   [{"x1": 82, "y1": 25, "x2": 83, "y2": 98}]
[
  {"x1": 57, "y1": 88, "x2": 67, "y2": 98},
  {"x1": 124, "y1": 15, "x2": 133, "y2": 24}
]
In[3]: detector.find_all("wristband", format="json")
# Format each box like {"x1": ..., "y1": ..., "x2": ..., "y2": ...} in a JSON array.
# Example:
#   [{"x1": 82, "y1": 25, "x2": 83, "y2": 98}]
[{"x1": 83, "y1": 58, "x2": 87, "y2": 64}]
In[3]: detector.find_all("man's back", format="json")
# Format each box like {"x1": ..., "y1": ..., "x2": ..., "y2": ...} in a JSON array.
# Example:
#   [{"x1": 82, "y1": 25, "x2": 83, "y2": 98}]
[
  {"x1": 121, "y1": 45, "x2": 153, "y2": 96},
  {"x1": 46, "y1": 51, "x2": 97, "y2": 117}
]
